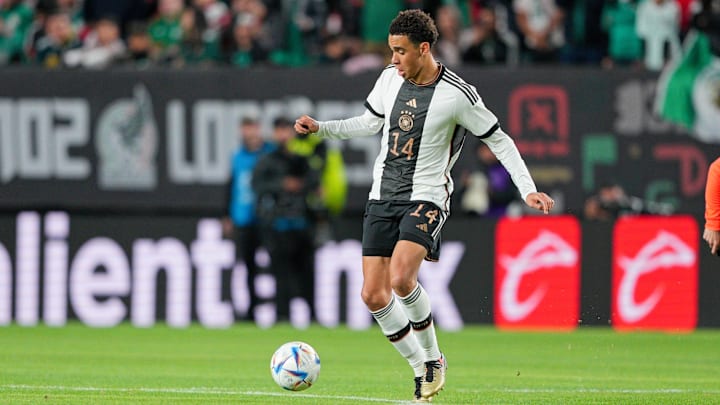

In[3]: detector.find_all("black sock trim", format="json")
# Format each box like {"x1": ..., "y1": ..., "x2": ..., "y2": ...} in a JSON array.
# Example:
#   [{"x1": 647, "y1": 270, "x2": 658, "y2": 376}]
[
  {"x1": 386, "y1": 323, "x2": 411, "y2": 342},
  {"x1": 411, "y1": 313, "x2": 433, "y2": 331}
]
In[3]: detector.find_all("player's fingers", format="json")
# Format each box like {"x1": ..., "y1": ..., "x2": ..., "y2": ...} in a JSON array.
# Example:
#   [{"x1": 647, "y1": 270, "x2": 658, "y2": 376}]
[
  {"x1": 536, "y1": 199, "x2": 549, "y2": 214},
  {"x1": 294, "y1": 122, "x2": 308, "y2": 133},
  {"x1": 543, "y1": 196, "x2": 554, "y2": 214},
  {"x1": 296, "y1": 118, "x2": 313, "y2": 133}
]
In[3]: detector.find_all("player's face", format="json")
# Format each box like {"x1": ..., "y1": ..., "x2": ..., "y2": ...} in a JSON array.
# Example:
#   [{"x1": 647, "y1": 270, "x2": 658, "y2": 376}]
[{"x1": 388, "y1": 34, "x2": 428, "y2": 82}]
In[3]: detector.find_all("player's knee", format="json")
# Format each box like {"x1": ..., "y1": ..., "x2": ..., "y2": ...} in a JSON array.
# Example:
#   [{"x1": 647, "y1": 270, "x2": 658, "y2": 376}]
[
  {"x1": 361, "y1": 287, "x2": 391, "y2": 311},
  {"x1": 390, "y1": 273, "x2": 415, "y2": 297}
]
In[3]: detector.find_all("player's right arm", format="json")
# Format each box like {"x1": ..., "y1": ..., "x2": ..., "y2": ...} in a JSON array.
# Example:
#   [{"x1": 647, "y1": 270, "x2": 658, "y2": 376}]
[
  {"x1": 295, "y1": 67, "x2": 390, "y2": 139},
  {"x1": 295, "y1": 110, "x2": 384, "y2": 140}
]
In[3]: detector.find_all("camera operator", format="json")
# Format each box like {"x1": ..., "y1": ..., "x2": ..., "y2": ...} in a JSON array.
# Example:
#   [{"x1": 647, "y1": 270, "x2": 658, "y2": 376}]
[{"x1": 584, "y1": 182, "x2": 674, "y2": 221}]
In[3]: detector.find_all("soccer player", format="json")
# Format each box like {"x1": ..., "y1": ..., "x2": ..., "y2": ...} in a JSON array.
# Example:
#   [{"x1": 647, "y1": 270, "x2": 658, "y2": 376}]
[
  {"x1": 294, "y1": 9, "x2": 554, "y2": 402},
  {"x1": 703, "y1": 157, "x2": 720, "y2": 256}
]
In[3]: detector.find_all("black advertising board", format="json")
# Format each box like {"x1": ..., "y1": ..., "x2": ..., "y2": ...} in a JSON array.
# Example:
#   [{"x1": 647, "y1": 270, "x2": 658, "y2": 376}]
[{"x1": 0, "y1": 67, "x2": 718, "y2": 218}]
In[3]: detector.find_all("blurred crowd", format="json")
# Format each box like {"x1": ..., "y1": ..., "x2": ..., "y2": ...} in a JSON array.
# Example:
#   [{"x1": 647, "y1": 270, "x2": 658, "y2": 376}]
[{"x1": 0, "y1": 0, "x2": 709, "y2": 71}]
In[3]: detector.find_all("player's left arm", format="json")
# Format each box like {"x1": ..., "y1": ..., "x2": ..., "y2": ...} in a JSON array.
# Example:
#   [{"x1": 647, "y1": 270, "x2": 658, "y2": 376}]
[
  {"x1": 480, "y1": 130, "x2": 554, "y2": 214},
  {"x1": 455, "y1": 95, "x2": 554, "y2": 214}
]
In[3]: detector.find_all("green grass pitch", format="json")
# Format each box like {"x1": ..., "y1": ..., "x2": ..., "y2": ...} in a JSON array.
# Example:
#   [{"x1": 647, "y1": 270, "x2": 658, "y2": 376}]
[{"x1": 1, "y1": 323, "x2": 719, "y2": 404}]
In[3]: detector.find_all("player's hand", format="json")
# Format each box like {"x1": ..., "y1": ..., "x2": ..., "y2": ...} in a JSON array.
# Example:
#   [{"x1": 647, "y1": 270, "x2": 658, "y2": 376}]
[
  {"x1": 294, "y1": 115, "x2": 319, "y2": 134},
  {"x1": 703, "y1": 228, "x2": 720, "y2": 256},
  {"x1": 525, "y1": 192, "x2": 554, "y2": 214}
]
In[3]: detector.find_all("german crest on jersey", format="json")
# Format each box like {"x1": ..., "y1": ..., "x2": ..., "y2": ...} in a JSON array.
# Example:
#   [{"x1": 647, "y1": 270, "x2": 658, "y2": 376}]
[{"x1": 399, "y1": 110, "x2": 415, "y2": 132}]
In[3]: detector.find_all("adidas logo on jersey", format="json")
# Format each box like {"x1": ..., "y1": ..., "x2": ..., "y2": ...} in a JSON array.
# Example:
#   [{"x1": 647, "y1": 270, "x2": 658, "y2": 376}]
[
  {"x1": 406, "y1": 98, "x2": 417, "y2": 108},
  {"x1": 416, "y1": 223, "x2": 428, "y2": 232}
]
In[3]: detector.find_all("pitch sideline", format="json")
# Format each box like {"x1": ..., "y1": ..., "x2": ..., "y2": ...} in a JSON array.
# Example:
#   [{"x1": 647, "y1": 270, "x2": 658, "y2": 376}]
[{"x1": 1, "y1": 384, "x2": 410, "y2": 403}]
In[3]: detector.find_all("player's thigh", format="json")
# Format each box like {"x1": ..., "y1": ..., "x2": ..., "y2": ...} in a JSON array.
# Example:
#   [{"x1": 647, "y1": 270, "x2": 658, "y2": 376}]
[{"x1": 361, "y1": 200, "x2": 400, "y2": 257}]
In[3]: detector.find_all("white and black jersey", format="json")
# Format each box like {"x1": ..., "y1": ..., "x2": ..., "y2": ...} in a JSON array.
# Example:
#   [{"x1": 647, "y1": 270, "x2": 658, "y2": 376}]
[{"x1": 316, "y1": 64, "x2": 537, "y2": 212}]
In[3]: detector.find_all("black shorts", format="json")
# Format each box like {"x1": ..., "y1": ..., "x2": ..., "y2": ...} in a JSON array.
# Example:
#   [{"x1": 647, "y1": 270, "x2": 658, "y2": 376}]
[{"x1": 362, "y1": 200, "x2": 447, "y2": 261}]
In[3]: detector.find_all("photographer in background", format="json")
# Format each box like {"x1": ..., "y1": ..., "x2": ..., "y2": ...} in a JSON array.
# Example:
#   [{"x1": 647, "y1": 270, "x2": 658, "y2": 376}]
[
  {"x1": 583, "y1": 181, "x2": 674, "y2": 221},
  {"x1": 252, "y1": 117, "x2": 319, "y2": 323}
]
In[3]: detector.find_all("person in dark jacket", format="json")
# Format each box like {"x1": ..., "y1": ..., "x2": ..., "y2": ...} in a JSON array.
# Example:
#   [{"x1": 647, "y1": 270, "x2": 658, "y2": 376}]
[{"x1": 252, "y1": 117, "x2": 319, "y2": 323}]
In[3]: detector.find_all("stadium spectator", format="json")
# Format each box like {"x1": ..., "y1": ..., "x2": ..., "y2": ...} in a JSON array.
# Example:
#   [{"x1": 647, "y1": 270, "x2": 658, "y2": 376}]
[
  {"x1": 601, "y1": 0, "x2": 643, "y2": 68},
  {"x1": 0, "y1": 0, "x2": 34, "y2": 65},
  {"x1": 223, "y1": 116, "x2": 275, "y2": 321},
  {"x1": 227, "y1": 0, "x2": 268, "y2": 43},
  {"x1": 82, "y1": 0, "x2": 156, "y2": 38},
  {"x1": 361, "y1": 0, "x2": 406, "y2": 50},
  {"x1": 34, "y1": 10, "x2": 80, "y2": 68},
  {"x1": 123, "y1": 20, "x2": 153, "y2": 67},
  {"x1": 460, "y1": 1, "x2": 520, "y2": 65},
  {"x1": 179, "y1": 5, "x2": 220, "y2": 65},
  {"x1": 224, "y1": 12, "x2": 269, "y2": 66},
  {"x1": 703, "y1": 157, "x2": 720, "y2": 256},
  {"x1": 188, "y1": 0, "x2": 229, "y2": 65},
  {"x1": 147, "y1": 0, "x2": 185, "y2": 65},
  {"x1": 434, "y1": 4, "x2": 464, "y2": 66},
  {"x1": 64, "y1": 16, "x2": 126, "y2": 69},
  {"x1": 317, "y1": 33, "x2": 348, "y2": 65},
  {"x1": 676, "y1": 0, "x2": 700, "y2": 37},
  {"x1": 326, "y1": 0, "x2": 363, "y2": 39},
  {"x1": 513, "y1": 0, "x2": 566, "y2": 62},
  {"x1": 192, "y1": 0, "x2": 231, "y2": 34},
  {"x1": 636, "y1": 0, "x2": 682, "y2": 71},
  {"x1": 57, "y1": 0, "x2": 84, "y2": 31},
  {"x1": 252, "y1": 117, "x2": 318, "y2": 323},
  {"x1": 230, "y1": 0, "x2": 267, "y2": 25},
  {"x1": 34, "y1": 0, "x2": 84, "y2": 34},
  {"x1": 269, "y1": 0, "x2": 328, "y2": 66},
  {"x1": 557, "y1": 0, "x2": 607, "y2": 64},
  {"x1": 692, "y1": 0, "x2": 720, "y2": 56}
]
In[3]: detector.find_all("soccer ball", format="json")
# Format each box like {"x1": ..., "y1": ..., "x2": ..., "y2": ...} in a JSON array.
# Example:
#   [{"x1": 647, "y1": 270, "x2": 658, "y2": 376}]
[{"x1": 270, "y1": 341, "x2": 321, "y2": 391}]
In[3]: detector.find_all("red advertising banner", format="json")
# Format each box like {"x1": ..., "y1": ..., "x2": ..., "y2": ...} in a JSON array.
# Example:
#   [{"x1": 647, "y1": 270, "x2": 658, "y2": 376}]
[
  {"x1": 611, "y1": 216, "x2": 698, "y2": 332},
  {"x1": 494, "y1": 216, "x2": 581, "y2": 330}
]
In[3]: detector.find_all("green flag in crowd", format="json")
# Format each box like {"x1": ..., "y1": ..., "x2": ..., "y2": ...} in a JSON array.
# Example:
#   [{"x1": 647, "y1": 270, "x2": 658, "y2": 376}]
[{"x1": 655, "y1": 30, "x2": 720, "y2": 143}]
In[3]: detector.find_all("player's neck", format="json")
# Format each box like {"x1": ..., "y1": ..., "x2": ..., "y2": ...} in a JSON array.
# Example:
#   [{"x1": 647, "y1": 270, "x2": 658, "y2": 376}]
[{"x1": 410, "y1": 60, "x2": 441, "y2": 86}]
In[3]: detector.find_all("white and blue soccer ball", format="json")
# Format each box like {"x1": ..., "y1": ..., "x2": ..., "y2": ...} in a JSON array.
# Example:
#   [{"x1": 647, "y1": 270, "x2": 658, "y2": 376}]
[{"x1": 270, "y1": 341, "x2": 321, "y2": 391}]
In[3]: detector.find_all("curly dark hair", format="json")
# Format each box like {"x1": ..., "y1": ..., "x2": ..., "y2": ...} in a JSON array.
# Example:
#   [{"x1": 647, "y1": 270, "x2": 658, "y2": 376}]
[{"x1": 388, "y1": 9, "x2": 439, "y2": 48}]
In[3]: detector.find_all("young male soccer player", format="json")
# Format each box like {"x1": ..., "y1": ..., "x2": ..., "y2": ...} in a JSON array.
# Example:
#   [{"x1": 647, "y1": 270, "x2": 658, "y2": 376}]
[{"x1": 295, "y1": 9, "x2": 554, "y2": 402}]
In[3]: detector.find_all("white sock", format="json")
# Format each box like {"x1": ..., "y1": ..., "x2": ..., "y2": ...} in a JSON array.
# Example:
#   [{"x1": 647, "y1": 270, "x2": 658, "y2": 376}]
[
  {"x1": 371, "y1": 296, "x2": 426, "y2": 377},
  {"x1": 398, "y1": 283, "x2": 441, "y2": 361}
]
